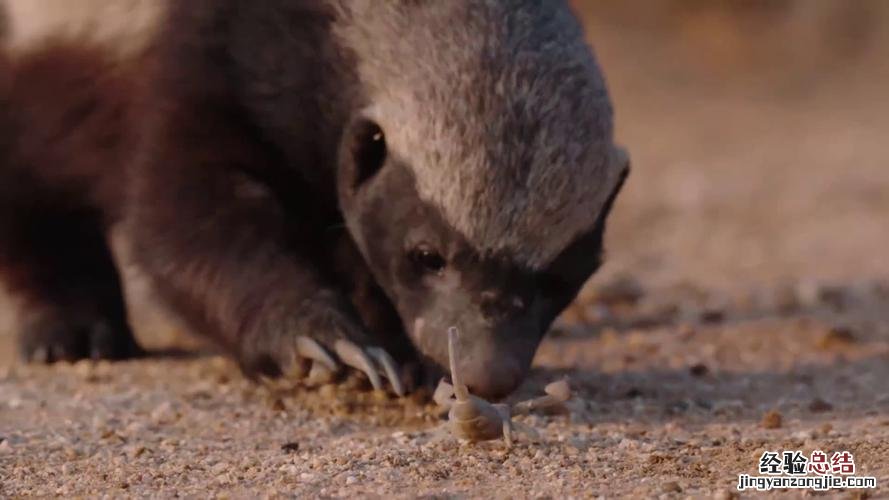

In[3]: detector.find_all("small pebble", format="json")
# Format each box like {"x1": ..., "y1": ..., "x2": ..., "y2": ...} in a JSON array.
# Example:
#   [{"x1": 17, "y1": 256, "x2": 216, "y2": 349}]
[
  {"x1": 713, "y1": 490, "x2": 739, "y2": 500},
  {"x1": 661, "y1": 480, "x2": 682, "y2": 493},
  {"x1": 808, "y1": 398, "x2": 834, "y2": 413},
  {"x1": 816, "y1": 326, "x2": 857, "y2": 350},
  {"x1": 689, "y1": 363, "x2": 709, "y2": 377},
  {"x1": 269, "y1": 398, "x2": 286, "y2": 412},
  {"x1": 318, "y1": 384, "x2": 338, "y2": 400},
  {"x1": 150, "y1": 402, "x2": 178, "y2": 424},
  {"x1": 761, "y1": 410, "x2": 783, "y2": 429},
  {"x1": 699, "y1": 309, "x2": 725, "y2": 324}
]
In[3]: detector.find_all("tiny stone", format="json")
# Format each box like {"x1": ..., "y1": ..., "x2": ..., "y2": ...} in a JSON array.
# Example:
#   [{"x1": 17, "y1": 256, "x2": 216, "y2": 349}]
[
  {"x1": 281, "y1": 442, "x2": 300, "y2": 453},
  {"x1": 761, "y1": 410, "x2": 783, "y2": 429},
  {"x1": 713, "y1": 490, "x2": 739, "y2": 500},
  {"x1": 689, "y1": 363, "x2": 709, "y2": 377},
  {"x1": 816, "y1": 326, "x2": 857, "y2": 350},
  {"x1": 699, "y1": 308, "x2": 725, "y2": 324},
  {"x1": 345, "y1": 475, "x2": 358, "y2": 485},
  {"x1": 808, "y1": 398, "x2": 834, "y2": 413},
  {"x1": 792, "y1": 430, "x2": 814, "y2": 440},
  {"x1": 771, "y1": 285, "x2": 800, "y2": 314},
  {"x1": 661, "y1": 480, "x2": 682, "y2": 493},
  {"x1": 318, "y1": 384, "x2": 338, "y2": 400},
  {"x1": 816, "y1": 285, "x2": 849, "y2": 310},
  {"x1": 677, "y1": 323, "x2": 697, "y2": 340},
  {"x1": 150, "y1": 402, "x2": 178, "y2": 424},
  {"x1": 624, "y1": 387, "x2": 643, "y2": 399}
]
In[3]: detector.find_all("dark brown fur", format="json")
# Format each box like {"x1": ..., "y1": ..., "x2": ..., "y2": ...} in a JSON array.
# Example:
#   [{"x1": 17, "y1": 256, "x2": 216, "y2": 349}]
[
  {"x1": 0, "y1": 10, "x2": 410, "y2": 371},
  {"x1": 0, "y1": 43, "x2": 139, "y2": 360}
]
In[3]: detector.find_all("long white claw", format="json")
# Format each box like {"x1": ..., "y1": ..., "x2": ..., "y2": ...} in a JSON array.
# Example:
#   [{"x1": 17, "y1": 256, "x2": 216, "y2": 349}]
[
  {"x1": 367, "y1": 347, "x2": 405, "y2": 397},
  {"x1": 306, "y1": 360, "x2": 336, "y2": 385},
  {"x1": 334, "y1": 340, "x2": 383, "y2": 392},
  {"x1": 295, "y1": 336, "x2": 338, "y2": 372}
]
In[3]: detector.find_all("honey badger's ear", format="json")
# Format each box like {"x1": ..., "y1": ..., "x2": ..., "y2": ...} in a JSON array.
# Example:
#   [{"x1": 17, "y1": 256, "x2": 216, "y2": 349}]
[
  {"x1": 612, "y1": 145, "x2": 630, "y2": 178},
  {"x1": 338, "y1": 117, "x2": 388, "y2": 196},
  {"x1": 597, "y1": 144, "x2": 631, "y2": 221}
]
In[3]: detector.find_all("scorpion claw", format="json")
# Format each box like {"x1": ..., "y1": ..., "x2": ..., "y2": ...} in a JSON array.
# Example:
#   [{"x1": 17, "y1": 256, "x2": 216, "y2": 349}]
[
  {"x1": 334, "y1": 339, "x2": 383, "y2": 392},
  {"x1": 544, "y1": 378, "x2": 572, "y2": 401},
  {"x1": 433, "y1": 379, "x2": 455, "y2": 408}
]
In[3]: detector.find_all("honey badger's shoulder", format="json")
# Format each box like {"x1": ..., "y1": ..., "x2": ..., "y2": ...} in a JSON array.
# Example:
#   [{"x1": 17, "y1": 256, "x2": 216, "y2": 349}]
[{"x1": 149, "y1": 0, "x2": 627, "y2": 264}]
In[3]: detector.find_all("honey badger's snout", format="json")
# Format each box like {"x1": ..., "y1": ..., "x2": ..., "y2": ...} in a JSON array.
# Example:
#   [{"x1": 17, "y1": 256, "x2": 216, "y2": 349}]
[
  {"x1": 449, "y1": 332, "x2": 534, "y2": 400},
  {"x1": 415, "y1": 304, "x2": 542, "y2": 400}
]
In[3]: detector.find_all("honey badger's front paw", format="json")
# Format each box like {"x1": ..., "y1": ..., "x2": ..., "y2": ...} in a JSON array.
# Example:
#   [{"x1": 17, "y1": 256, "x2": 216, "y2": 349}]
[
  {"x1": 17, "y1": 309, "x2": 141, "y2": 363},
  {"x1": 238, "y1": 291, "x2": 407, "y2": 396}
]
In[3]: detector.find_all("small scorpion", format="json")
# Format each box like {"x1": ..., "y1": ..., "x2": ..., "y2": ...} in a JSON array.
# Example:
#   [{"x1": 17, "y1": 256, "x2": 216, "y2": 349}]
[{"x1": 433, "y1": 327, "x2": 571, "y2": 446}]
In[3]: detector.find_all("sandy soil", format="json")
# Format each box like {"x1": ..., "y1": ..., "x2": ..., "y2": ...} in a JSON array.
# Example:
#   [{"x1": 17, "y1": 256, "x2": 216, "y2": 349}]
[{"x1": 3, "y1": 3, "x2": 889, "y2": 498}]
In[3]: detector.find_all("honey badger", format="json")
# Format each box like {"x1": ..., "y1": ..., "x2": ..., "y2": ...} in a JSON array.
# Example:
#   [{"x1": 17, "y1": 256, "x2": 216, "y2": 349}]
[{"x1": 0, "y1": 0, "x2": 629, "y2": 399}]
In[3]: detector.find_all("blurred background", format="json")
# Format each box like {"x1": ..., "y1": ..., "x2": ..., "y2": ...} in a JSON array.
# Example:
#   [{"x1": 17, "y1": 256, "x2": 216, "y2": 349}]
[{"x1": 573, "y1": 0, "x2": 889, "y2": 294}]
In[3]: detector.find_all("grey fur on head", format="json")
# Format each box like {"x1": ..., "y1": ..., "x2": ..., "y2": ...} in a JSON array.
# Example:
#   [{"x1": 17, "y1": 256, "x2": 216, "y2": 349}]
[{"x1": 334, "y1": 0, "x2": 627, "y2": 269}]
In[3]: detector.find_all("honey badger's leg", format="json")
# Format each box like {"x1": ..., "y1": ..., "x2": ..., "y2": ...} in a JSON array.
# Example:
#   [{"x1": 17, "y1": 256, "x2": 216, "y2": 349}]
[
  {"x1": 0, "y1": 43, "x2": 139, "y2": 362},
  {"x1": 0, "y1": 204, "x2": 137, "y2": 362},
  {"x1": 128, "y1": 107, "x2": 406, "y2": 395}
]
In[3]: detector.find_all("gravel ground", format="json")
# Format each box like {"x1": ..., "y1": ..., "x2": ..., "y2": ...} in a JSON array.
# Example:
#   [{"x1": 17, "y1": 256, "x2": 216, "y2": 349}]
[
  {"x1": 3, "y1": 282, "x2": 889, "y2": 498},
  {"x1": 3, "y1": 3, "x2": 889, "y2": 498}
]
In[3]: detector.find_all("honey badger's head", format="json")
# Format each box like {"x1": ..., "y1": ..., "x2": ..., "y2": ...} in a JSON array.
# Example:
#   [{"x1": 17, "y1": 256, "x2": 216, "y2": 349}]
[{"x1": 334, "y1": 1, "x2": 629, "y2": 399}]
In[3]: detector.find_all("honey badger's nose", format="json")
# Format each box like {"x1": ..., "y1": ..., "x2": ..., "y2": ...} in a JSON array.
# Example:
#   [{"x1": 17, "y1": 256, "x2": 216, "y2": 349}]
[{"x1": 457, "y1": 355, "x2": 524, "y2": 401}]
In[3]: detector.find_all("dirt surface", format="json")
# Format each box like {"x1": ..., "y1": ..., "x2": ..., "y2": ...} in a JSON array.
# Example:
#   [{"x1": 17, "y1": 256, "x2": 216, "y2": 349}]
[{"x1": 3, "y1": 3, "x2": 889, "y2": 498}]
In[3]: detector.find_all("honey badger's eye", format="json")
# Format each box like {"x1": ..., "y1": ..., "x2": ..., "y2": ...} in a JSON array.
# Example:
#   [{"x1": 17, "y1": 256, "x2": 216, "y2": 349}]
[
  {"x1": 407, "y1": 244, "x2": 446, "y2": 274},
  {"x1": 350, "y1": 120, "x2": 387, "y2": 188}
]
